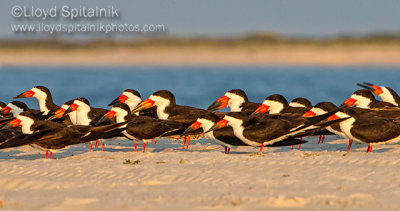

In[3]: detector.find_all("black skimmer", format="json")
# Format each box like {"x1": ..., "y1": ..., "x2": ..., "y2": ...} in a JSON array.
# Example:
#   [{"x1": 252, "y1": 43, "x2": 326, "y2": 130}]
[
  {"x1": 253, "y1": 94, "x2": 310, "y2": 115},
  {"x1": 329, "y1": 109, "x2": 400, "y2": 152},
  {"x1": 358, "y1": 82, "x2": 400, "y2": 106},
  {"x1": 47, "y1": 100, "x2": 76, "y2": 125},
  {"x1": 0, "y1": 101, "x2": 48, "y2": 134},
  {"x1": 207, "y1": 89, "x2": 261, "y2": 114},
  {"x1": 303, "y1": 102, "x2": 338, "y2": 119},
  {"x1": 0, "y1": 101, "x2": 27, "y2": 117},
  {"x1": 0, "y1": 101, "x2": 24, "y2": 143},
  {"x1": 131, "y1": 90, "x2": 211, "y2": 148},
  {"x1": 306, "y1": 102, "x2": 400, "y2": 151},
  {"x1": 342, "y1": 89, "x2": 396, "y2": 109},
  {"x1": 13, "y1": 86, "x2": 60, "y2": 116},
  {"x1": 182, "y1": 113, "x2": 248, "y2": 154},
  {"x1": 289, "y1": 98, "x2": 313, "y2": 109},
  {"x1": 108, "y1": 89, "x2": 143, "y2": 109},
  {"x1": 65, "y1": 98, "x2": 108, "y2": 126},
  {"x1": 108, "y1": 89, "x2": 157, "y2": 117},
  {"x1": 0, "y1": 111, "x2": 127, "y2": 158},
  {"x1": 0, "y1": 101, "x2": 43, "y2": 118},
  {"x1": 98, "y1": 103, "x2": 188, "y2": 152},
  {"x1": 0, "y1": 101, "x2": 11, "y2": 118},
  {"x1": 182, "y1": 113, "x2": 307, "y2": 154},
  {"x1": 303, "y1": 102, "x2": 348, "y2": 146},
  {"x1": 252, "y1": 94, "x2": 312, "y2": 149},
  {"x1": 206, "y1": 110, "x2": 343, "y2": 153},
  {"x1": 64, "y1": 97, "x2": 111, "y2": 150},
  {"x1": 130, "y1": 90, "x2": 210, "y2": 123}
]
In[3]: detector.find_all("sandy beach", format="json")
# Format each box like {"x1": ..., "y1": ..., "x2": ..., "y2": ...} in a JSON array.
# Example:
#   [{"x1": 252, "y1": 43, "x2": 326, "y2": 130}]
[
  {"x1": 1, "y1": 43, "x2": 400, "y2": 211},
  {"x1": 1, "y1": 46, "x2": 400, "y2": 67},
  {"x1": 1, "y1": 136, "x2": 400, "y2": 210}
]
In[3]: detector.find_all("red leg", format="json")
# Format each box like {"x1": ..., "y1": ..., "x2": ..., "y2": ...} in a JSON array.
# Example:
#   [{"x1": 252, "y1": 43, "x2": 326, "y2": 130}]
[
  {"x1": 321, "y1": 135, "x2": 325, "y2": 144},
  {"x1": 298, "y1": 144, "x2": 302, "y2": 150},
  {"x1": 143, "y1": 142, "x2": 147, "y2": 153},
  {"x1": 366, "y1": 144, "x2": 372, "y2": 153},
  {"x1": 259, "y1": 143, "x2": 265, "y2": 153},
  {"x1": 49, "y1": 151, "x2": 53, "y2": 159},
  {"x1": 291, "y1": 145, "x2": 294, "y2": 150},
  {"x1": 134, "y1": 141, "x2": 138, "y2": 152},
  {"x1": 95, "y1": 140, "x2": 100, "y2": 148},
  {"x1": 102, "y1": 143, "x2": 105, "y2": 152},
  {"x1": 45, "y1": 151, "x2": 49, "y2": 159},
  {"x1": 182, "y1": 137, "x2": 186, "y2": 149},
  {"x1": 318, "y1": 135, "x2": 322, "y2": 144},
  {"x1": 227, "y1": 148, "x2": 231, "y2": 154},
  {"x1": 224, "y1": 146, "x2": 227, "y2": 154},
  {"x1": 186, "y1": 136, "x2": 191, "y2": 149},
  {"x1": 347, "y1": 139, "x2": 353, "y2": 152},
  {"x1": 154, "y1": 139, "x2": 157, "y2": 144},
  {"x1": 90, "y1": 141, "x2": 93, "y2": 151}
]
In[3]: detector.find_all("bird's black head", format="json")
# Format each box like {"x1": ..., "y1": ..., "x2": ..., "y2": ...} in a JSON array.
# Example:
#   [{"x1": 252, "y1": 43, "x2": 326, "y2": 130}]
[
  {"x1": 112, "y1": 103, "x2": 131, "y2": 114},
  {"x1": 290, "y1": 98, "x2": 312, "y2": 108},
  {"x1": 197, "y1": 112, "x2": 221, "y2": 123},
  {"x1": 63, "y1": 99, "x2": 75, "y2": 106},
  {"x1": 18, "y1": 110, "x2": 38, "y2": 120},
  {"x1": 108, "y1": 89, "x2": 142, "y2": 107},
  {"x1": 33, "y1": 86, "x2": 51, "y2": 95},
  {"x1": 9, "y1": 101, "x2": 30, "y2": 111},
  {"x1": 353, "y1": 89, "x2": 375, "y2": 100},
  {"x1": 75, "y1": 97, "x2": 91, "y2": 106},
  {"x1": 226, "y1": 89, "x2": 248, "y2": 102},
  {"x1": 152, "y1": 90, "x2": 176, "y2": 103},
  {"x1": 204, "y1": 112, "x2": 248, "y2": 133},
  {"x1": 265, "y1": 94, "x2": 289, "y2": 105},
  {"x1": 124, "y1": 89, "x2": 141, "y2": 98}
]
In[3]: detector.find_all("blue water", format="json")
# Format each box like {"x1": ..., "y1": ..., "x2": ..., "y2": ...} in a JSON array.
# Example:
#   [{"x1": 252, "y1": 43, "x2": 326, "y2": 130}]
[{"x1": 1, "y1": 66, "x2": 399, "y2": 110}]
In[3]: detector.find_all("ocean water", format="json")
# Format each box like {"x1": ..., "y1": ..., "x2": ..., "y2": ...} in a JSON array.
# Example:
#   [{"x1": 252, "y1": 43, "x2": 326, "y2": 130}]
[{"x1": 0, "y1": 66, "x2": 399, "y2": 110}]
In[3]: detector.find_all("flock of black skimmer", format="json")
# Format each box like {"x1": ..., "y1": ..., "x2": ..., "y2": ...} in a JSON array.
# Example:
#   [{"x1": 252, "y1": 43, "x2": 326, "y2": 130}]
[{"x1": 0, "y1": 82, "x2": 399, "y2": 159}]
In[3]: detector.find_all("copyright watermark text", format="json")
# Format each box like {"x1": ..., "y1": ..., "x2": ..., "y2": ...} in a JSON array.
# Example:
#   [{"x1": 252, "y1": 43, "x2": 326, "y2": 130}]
[
  {"x1": 11, "y1": 23, "x2": 166, "y2": 34},
  {"x1": 12, "y1": 5, "x2": 119, "y2": 20},
  {"x1": 10, "y1": 5, "x2": 167, "y2": 35}
]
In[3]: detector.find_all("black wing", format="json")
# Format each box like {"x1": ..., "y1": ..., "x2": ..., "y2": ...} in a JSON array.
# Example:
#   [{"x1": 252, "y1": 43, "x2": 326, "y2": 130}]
[
  {"x1": 351, "y1": 119, "x2": 400, "y2": 143},
  {"x1": 0, "y1": 129, "x2": 56, "y2": 149},
  {"x1": 243, "y1": 119, "x2": 291, "y2": 142},
  {"x1": 241, "y1": 102, "x2": 262, "y2": 114},
  {"x1": 213, "y1": 126, "x2": 248, "y2": 146},
  {"x1": 169, "y1": 105, "x2": 210, "y2": 124}
]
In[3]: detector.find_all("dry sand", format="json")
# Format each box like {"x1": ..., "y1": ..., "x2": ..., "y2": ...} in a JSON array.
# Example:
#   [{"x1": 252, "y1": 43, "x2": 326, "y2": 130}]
[
  {"x1": 1, "y1": 46, "x2": 400, "y2": 67},
  {"x1": 1, "y1": 45, "x2": 400, "y2": 210},
  {"x1": 1, "y1": 136, "x2": 400, "y2": 210}
]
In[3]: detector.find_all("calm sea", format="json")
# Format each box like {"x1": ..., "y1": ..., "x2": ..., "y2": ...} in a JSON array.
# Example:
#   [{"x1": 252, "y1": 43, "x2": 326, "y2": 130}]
[{"x1": 1, "y1": 66, "x2": 399, "y2": 110}]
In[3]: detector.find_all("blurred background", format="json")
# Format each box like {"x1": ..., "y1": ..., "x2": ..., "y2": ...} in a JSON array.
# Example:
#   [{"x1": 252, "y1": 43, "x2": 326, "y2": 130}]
[{"x1": 1, "y1": 0, "x2": 400, "y2": 110}]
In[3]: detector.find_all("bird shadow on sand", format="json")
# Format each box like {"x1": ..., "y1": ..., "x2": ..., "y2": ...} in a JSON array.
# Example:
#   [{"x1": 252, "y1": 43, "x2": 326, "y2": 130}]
[
  {"x1": 0, "y1": 150, "x2": 42, "y2": 160},
  {"x1": 0, "y1": 148, "x2": 89, "y2": 160},
  {"x1": 0, "y1": 138, "x2": 396, "y2": 160},
  {"x1": 99, "y1": 147, "x2": 137, "y2": 153},
  {"x1": 365, "y1": 147, "x2": 393, "y2": 153}
]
